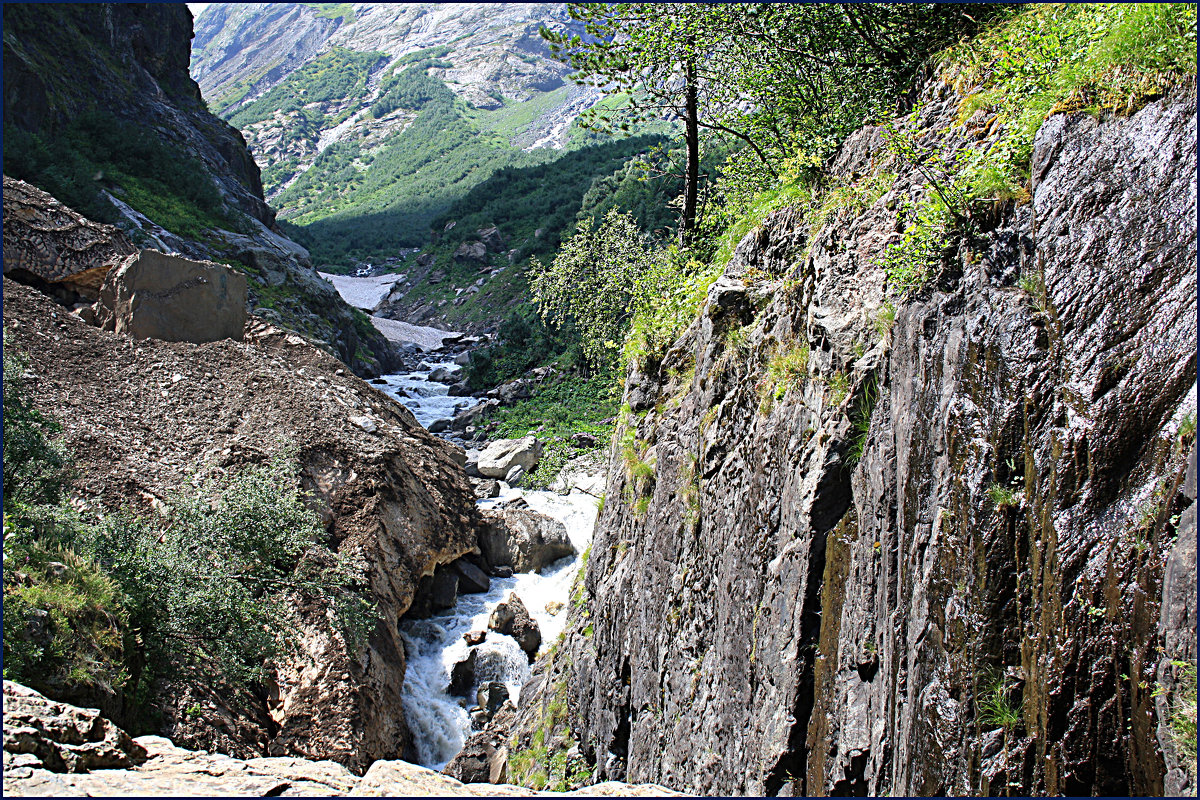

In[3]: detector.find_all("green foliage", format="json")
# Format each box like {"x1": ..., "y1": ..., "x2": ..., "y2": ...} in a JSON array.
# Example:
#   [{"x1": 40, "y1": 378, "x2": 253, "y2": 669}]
[
  {"x1": 3, "y1": 347, "x2": 72, "y2": 514},
  {"x1": 228, "y1": 47, "x2": 385, "y2": 128},
  {"x1": 3, "y1": 112, "x2": 241, "y2": 239},
  {"x1": 532, "y1": 210, "x2": 664, "y2": 370},
  {"x1": 302, "y1": 3, "x2": 355, "y2": 24},
  {"x1": 944, "y1": 4, "x2": 1196, "y2": 183},
  {"x1": 875, "y1": 302, "x2": 897, "y2": 340},
  {"x1": 977, "y1": 672, "x2": 1023, "y2": 730},
  {"x1": 484, "y1": 374, "x2": 621, "y2": 443},
  {"x1": 876, "y1": 191, "x2": 956, "y2": 299},
  {"x1": 847, "y1": 376, "x2": 879, "y2": 466},
  {"x1": 280, "y1": 69, "x2": 548, "y2": 266},
  {"x1": 827, "y1": 371, "x2": 851, "y2": 406},
  {"x1": 3, "y1": 543, "x2": 127, "y2": 694},
  {"x1": 370, "y1": 63, "x2": 454, "y2": 118},
  {"x1": 757, "y1": 342, "x2": 810, "y2": 414},
  {"x1": 2, "y1": 347, "x2": 127, "y2": 695},
  {"x1": 1161, "y1": 659, "x2": 1197, "y2": 776},
  {"x1": 89, "y1": 456, "x2": 376, "y2": 689},
  {"x1": 464, "y1": 306, "x2": 570, "y2": 390},
  {"x1": 434, "y1": 135, "x2": 669, "y2": 263},
  {"x1": 988, "y1": 483, "x2": 1020, "y2": 508},
  {"x1": 474, "y1": 374, "x2": 620, "y2": 490}
]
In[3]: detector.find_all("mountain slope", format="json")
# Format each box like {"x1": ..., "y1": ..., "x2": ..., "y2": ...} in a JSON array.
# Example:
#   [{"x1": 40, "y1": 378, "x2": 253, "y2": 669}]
[{"x1": 2, "y1": 2, "x2": 397, "y2": 375}]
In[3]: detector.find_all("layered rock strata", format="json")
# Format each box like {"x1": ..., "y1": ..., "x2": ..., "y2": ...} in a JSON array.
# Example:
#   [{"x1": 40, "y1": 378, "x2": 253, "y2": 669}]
[{"x1": 515, "y1": 84, "x2": 1197, "y2": 796}]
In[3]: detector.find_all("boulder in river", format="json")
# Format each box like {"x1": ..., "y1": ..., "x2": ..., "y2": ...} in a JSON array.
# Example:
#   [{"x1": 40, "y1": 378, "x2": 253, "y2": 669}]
[
  {"x1": 471, "y1": 478, "x2": 500, "y2": 500},
  {"x1": 448, "y1": 380, "x2": 472, "y2": 396},
  {"x1": 475, "y1": 682, "x2": 511, "y2": 718},
  {"x1": 476, "y1": 436, "x2": 542, "y2": 478},
  {"x1": 447, "y1": 650, "x2": 477, "y2": 696},
  {"x1": 428, "y1": 366, "x2": 459, "y2": 384},
  {"x1": 479, "y1": 507, "x2": 575, "y2": 573},
  {"x1": 487, "y1": 593, "x2": 541, "y2": 660}
]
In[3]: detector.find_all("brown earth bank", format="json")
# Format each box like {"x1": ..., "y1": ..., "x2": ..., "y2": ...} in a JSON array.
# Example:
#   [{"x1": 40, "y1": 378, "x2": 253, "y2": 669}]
[
  {"x1": 506, "y1": 81, "x2": 1197, "y2": 796},
  {"x1": 2, "y1": 275, "x2": 483, "y2": 772},
  {"x1": 1, "y1": 681, "x2": 678, "y2": 797}
]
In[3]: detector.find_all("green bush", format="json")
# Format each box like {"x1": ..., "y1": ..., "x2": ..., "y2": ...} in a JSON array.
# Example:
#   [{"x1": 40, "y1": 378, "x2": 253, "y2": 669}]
[
  {"x1": 4, "y1": 111, "x2": 242, "y2": 238},
  {"x1": 89, "y1": 456, "x2": 376, "y2": 689},
  {"x1": 2, "y1": 346, "x2": 127, "y2": 694}
]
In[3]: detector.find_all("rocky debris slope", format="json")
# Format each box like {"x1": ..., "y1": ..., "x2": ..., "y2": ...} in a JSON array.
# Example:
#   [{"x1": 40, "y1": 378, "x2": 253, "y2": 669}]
[
  {"x1": 3, "y1": 681, "x2": 677, "y2": 797},
  {"x1": 514, "y1": 83, "x2": 1197, "y2": 796},
  {"x1": 2, "y1": 4, "x2": 397, "y2": 376},
  {"x1": 2, "y1": 277, "x2": 483, "y2": 773}
]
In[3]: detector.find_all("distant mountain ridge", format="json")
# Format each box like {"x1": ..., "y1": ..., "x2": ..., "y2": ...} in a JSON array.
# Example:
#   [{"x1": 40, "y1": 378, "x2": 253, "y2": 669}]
[{"x1": 191, "y1": 3, "x2": 603, "y2": 208}]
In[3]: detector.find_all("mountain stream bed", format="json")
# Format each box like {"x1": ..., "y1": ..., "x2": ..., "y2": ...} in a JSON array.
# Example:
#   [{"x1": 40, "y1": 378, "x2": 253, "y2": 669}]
[{"x1": 376, "y1": 356, "x2": 599, "y2": 769}]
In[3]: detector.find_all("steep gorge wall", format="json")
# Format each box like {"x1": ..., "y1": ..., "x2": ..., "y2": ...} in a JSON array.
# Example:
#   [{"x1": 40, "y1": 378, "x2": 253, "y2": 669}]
[{"x1": 517, "y1": 81, "x2": 1197, "y2": 796}]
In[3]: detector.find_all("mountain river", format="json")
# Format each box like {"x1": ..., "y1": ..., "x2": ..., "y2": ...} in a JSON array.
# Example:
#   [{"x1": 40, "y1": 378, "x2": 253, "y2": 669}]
[{"x1": 375, "y1": 357, "x2": 599, "y2": 769}]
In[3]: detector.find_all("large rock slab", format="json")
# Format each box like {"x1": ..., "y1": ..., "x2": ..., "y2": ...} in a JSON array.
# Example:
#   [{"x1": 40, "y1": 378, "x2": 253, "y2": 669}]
[
  {"x1": 95, "y1": 249, "x2": 247, "y2": 343},
  {"x1": 3, "y1": 682, "x2": 147, "y2": 773},
  {"x1": 479, "y1": 507, "x2": 575, "y2": 573},
  {"x1": 476, "y1": 437, "x2": 542, "y2": 478}
]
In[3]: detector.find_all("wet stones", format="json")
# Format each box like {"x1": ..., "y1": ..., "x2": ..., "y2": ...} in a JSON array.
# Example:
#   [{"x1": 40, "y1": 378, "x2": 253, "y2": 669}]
[
  {"x1": 475, "y1": 436, "x2": 542, "y2": 478},
  {"x1": 488, "y1": 593, "x2": 541, "y2": 661}
]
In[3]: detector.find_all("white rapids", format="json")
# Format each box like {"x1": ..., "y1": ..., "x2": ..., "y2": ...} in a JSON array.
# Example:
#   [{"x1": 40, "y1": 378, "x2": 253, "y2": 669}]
[
  {"x1": 373, "y1": 357, "x2": 600, "y2": 770},
  {"x1": 375, "y1": 360, "x2": 476, "y2": 430}
]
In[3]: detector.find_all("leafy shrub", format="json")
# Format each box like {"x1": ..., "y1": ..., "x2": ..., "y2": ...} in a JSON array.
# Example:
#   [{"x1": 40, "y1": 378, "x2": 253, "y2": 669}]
[
  {"x1": 89, "y1": 456, "x2": 376, "y2": 689},
  {"x1": 977, "y1": 671, "x2": 1022, "y2": 730},
  {"x1": 3, "y1": 347, "x2": 72, "y2": 513}
]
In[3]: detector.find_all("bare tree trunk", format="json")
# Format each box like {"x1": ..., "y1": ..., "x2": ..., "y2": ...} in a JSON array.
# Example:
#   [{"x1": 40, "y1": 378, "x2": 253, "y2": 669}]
[{"x1": 681, "y1": 55, "x2": 699, "y2": 246}]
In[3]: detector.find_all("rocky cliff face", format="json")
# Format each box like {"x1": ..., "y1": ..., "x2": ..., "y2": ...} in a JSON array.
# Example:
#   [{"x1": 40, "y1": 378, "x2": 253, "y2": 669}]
[
  {"x1": 2, "y1": 3, "x2": 397, "y2": 376},
  {"x1": 3, "y1": 276, "x2": 481, "y2": 772},
  {"x1": 515, "y1": 81, "x2": 1197, "y2": 796}
]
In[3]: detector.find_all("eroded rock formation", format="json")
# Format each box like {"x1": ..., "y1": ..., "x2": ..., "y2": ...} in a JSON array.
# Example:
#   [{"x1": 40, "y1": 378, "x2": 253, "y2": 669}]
[{"x1": 2, "y1": 682, "x2": 677, "y2": 797}]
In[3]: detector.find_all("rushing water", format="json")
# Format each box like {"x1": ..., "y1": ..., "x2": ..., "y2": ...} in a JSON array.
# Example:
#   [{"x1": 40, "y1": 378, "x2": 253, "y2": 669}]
[
  {"x1": 375, "y1": 357, "x2": 599, "y2": 769},
  {"x1": 376, "y1": 360, "x2": 477, "y2": 430}
]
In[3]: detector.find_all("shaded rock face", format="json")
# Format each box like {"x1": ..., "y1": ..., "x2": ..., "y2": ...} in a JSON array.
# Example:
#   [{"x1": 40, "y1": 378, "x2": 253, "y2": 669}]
[
  {"x1": 95, "y1": 250, "x2": 248, "y2": 344},
  {"x1": 3, "y1": 3, "x2": 268, "y2": 225},
  {"x1": 1, "y1": 177, "x2": 137, "y2": 302},
  {"x1": 2, "y1": 4, "x2": 398, "y2": 377},
  {"x1": 1157, "y1": 445, "x2": 1198, "y2": 797},
  {"x1": 3, "y1": 278, "x2": 484, "y2": 774},
  {"x1": 518, "y1": 84, "x2": 1197, "y2": 796}
]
